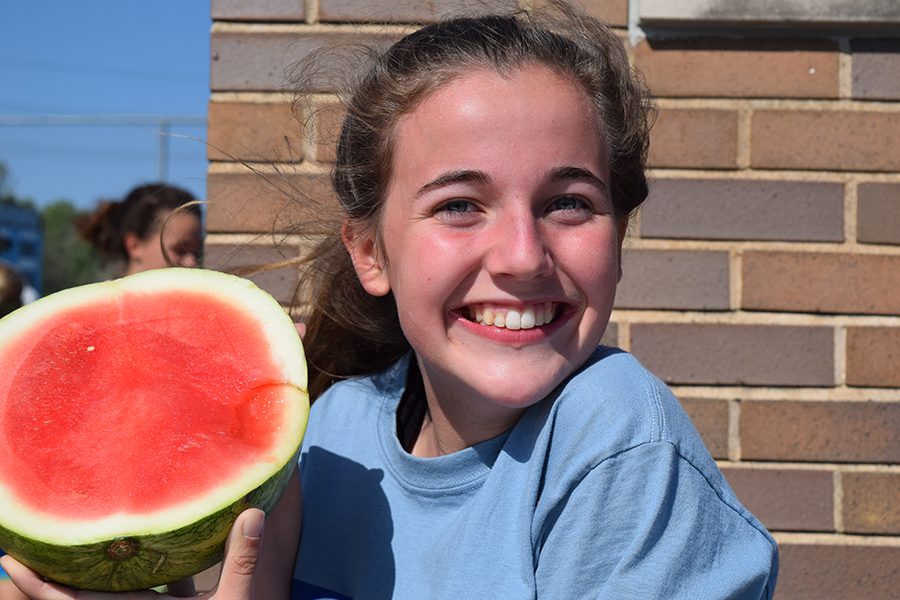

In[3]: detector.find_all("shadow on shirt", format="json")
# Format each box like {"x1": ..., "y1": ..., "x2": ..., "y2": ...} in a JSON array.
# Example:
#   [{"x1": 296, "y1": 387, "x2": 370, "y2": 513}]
[{"x1": 293, "y1": 447, "x2": 395, "y2": 600}]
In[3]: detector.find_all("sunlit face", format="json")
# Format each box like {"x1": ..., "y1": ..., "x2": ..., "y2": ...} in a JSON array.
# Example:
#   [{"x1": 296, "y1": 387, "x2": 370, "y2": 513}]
[
  {"x1": 347, "y1": 66, "x2": 626, "y2": 435},
  {"x1": 125, "y1": 211, "x2": 203, "y2": 274}
]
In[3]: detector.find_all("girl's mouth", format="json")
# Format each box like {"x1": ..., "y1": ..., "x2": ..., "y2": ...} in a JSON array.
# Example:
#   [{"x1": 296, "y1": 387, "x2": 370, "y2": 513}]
[{"x1": 464, "y1": 302, "x2": 560, "y2": 331}]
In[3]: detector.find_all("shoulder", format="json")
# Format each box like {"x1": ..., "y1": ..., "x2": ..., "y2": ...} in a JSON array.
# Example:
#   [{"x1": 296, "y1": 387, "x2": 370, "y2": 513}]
[
  {"x1": 541, "y1": 346, "x2": 699, "y2": 458},
  {"x1": 531, "y1": 347, "x2": 777, "y2": 563},
  {"x1": 301, "y1": 357, "x2": 407, "y2": 456}
]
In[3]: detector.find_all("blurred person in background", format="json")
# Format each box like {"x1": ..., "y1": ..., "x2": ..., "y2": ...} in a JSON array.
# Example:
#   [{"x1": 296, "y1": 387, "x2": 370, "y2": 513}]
[
  {"x1": 78, "y1": 182, "x2": 203, "y2": 276},
  {"x1": 0, "y1": 263, "x2": 24, "y2": 318}
]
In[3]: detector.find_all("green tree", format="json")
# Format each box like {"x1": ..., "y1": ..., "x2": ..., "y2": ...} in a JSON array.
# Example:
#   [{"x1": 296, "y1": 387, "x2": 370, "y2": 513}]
[{"x1": 40, "y1": 200, "x2": 106, "y2": 294}]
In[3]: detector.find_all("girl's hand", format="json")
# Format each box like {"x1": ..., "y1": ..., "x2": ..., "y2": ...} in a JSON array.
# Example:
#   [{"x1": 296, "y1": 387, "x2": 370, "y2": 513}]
[{"x1": 0, "y1": 509, "x2": 265, "y2": 600}]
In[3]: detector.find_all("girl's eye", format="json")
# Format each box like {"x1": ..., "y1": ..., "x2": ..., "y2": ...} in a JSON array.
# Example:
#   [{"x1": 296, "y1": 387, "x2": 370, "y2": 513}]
[
  {"x1": 548, "y1": 195, "x2": 588, "y2": 213},
  {"x1": 438, "y1": 199, "x2": 476, "y2": 214}
]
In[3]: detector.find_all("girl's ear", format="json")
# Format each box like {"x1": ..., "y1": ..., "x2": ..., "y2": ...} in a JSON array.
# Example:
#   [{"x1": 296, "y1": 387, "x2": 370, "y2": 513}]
[
  {"x1": 123, "y1": 232, "x2": 143, "y2": 261},
  {"x1": 342, "y1": 219, "x2": 391, "y2": 297}
]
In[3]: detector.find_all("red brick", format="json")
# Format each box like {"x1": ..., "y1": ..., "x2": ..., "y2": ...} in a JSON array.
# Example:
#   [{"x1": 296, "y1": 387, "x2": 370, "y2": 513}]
[
  {"x1": 852, "y1": 39, "x2": 900, "y2": 100},
  {"x1": 741, "y1": 401, "x2": 900, "y2": 464},
  {"x1": 847, "y1": 327, "x2": 900, "y2": 387},
  {"x1": 842, "y1": 471, "x2": 900, "y2": 534},
  {"x1": 722, "y1": 467, "x2": 834, "y2": 532},
  {"x1": 616, "y1": 249, "x2": 730, "y2": 310},
  {"x1": 206, "y1": 171, "x2": 336, "y2": 234},
  {"x1": 320, "y1": 0, "x2": 518, "y2": 23},
  {"x1": 207, "y1": 102, "x2": 303, "y2": 162},
  {"x1": 205, "y1": 243, "x2": 301, "y2": 305},
  {"x1": 211, "y1": 31, "x2": 400, "y2": 92},
  {"x1": 648, "y1": 108, "x2": 739, "y2": 169},
  {"x1": 857, "y1": 182, "x2": 900, "y2": 246},
  {"x1": 776, "y1": 542, "x2": 900, "y2": 599},
  {"x1": 212, "y1": 0, "x2": 304, "y2": 21},
  {"x1": 751, "y1": 109, "x2": 900, "y2": 172},
  {"x1": 633, "y1": 38, "x2": 839, "y2": 99},
  {"x1": 630, "y1": 324, "x2": 834, "y2": 386},
  {"x1": 742, "y1": 251, "x2": 900, "y2": 316},
  {"x1": 641, "y1": 178, "x2": 843, "y2": 242},
  {"x1": 679, "y1": 398, "x2": 729, "y2": 459}
]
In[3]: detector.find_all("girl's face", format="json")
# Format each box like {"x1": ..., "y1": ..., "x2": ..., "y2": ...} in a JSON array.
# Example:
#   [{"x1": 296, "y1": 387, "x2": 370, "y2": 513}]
[
  {"x1": 125, "y1": 211, "x2": 203, "y2": 274},
  {"x1": 348, "y1": 66, "x2": 626, "y2": 437}
]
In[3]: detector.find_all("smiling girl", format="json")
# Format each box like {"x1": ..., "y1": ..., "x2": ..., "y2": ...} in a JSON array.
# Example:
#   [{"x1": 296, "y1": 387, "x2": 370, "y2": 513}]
[{"x1": 2, "y1": 2, "x2": 777, "y2": 598}]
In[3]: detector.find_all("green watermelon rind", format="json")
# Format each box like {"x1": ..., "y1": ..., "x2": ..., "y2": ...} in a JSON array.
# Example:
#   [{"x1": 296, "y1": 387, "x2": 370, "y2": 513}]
[{"x1": 0, "y1": 441, "x2": 300, "y2": 592}]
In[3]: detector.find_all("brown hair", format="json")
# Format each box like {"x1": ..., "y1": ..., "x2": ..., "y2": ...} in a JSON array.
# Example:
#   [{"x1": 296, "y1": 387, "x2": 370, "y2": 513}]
[
  {"x1": 78, "y1": 183, "x2": 200, "y2": 265},
  {"x1": 294, "y1": 0, "x2": 654, "y2": 398},
  {"x1": 0, "y1": 262, "x2": 24, "y2": 318}
]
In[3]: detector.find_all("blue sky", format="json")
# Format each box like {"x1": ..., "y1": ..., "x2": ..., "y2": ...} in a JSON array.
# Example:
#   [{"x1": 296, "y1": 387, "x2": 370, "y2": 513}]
[{"x1": 0, "y1": 1, "x2": 210, "y2": 210}]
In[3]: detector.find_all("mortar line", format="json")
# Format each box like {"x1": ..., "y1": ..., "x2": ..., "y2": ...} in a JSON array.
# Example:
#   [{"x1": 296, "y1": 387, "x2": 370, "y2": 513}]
[
  {"x1": 728, "y1": 399, "x2": 741, "y2": 462},
  {"x1": 736, "y1": 106, "x2": 752, "y2": 169},
  {"x1": 835, "y1": 324, "x2": 848, "y2": 388},
  {"x1": 838, "y1": 37, "x2": 853, "y2": 100},
  {"x1": 305, "y1": 0, "x2": 319, "y2": 24},
  {"x1": 730, "y1": 248, "x2": 742, "y2": 312},
  {"x1": 833, "y1": 470, "x2": 845, "y2": 533},
  {"x1": 618, "y1": 321, "x2": 631, "y2": 353},
  {"x1": 844, "y1": 178, "x2": 858, "y2": 245}
]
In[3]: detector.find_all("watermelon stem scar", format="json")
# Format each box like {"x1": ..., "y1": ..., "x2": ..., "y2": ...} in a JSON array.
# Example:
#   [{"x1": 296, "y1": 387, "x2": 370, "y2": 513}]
[
  {"x1": 0, "y1": 268, "x2": 309, "y2": 591},
  {"x1": 106, "y1": 539, "x2": 139, "y2": 561}
]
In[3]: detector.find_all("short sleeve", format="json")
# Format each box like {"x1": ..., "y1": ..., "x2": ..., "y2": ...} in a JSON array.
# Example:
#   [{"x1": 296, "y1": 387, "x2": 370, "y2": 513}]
[{"x1": 534, "y1": 442, "x2": 778, "y2": 599}]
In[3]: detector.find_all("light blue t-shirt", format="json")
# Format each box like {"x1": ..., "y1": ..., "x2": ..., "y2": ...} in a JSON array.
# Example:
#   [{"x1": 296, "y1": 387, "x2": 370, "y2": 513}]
[{"x1": 293, "y1": 347, "x2": 778, "y2": 599}]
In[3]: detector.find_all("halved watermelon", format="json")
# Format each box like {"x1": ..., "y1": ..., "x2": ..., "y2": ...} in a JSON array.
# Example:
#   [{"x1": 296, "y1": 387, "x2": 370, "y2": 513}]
[{"x1": 0, "y1": 268, "x2": 308, "y2": 591}]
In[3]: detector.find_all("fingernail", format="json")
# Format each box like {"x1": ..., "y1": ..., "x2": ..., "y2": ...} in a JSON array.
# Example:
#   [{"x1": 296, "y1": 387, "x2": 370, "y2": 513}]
[{"x1": 243, "y1": 511, "x2": 265, "y2": 539}]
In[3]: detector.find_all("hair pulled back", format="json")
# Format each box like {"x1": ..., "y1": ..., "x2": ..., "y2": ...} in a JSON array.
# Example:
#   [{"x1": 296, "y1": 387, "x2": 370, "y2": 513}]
[
  {"x1": 79, "y1": 183, "x2": 200, "y2": 264},
  {"x1": 298, "y1": 0, "x2": 654, "y2": 399}
]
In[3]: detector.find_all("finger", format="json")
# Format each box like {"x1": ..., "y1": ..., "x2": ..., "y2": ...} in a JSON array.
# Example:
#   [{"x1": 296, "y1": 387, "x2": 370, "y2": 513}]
[
  {"x1": 0, "y1": 556, "x2": 76, "y2": 600},
  {"x1": 294, "y1": 322, "x2": 306, "y2": 338},
  {"x1": 0, "y1": 555, "x2": 167, "y2": 600},
  {"x1": 214, "y1": 509, "x2": 265, "y2": 600}
]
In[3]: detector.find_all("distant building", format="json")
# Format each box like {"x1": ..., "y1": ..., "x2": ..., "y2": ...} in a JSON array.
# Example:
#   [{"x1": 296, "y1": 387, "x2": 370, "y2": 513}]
[{"x1": 0, "y1": 204, "x2": 43, "y2": 296}]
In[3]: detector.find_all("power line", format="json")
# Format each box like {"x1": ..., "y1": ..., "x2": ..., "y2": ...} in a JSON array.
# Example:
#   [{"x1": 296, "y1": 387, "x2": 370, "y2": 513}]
[
  {"x1": 0, "y1": 114, "x2": 207, "y2": 181},
  {"x1": 0, "y1": 115, "x2": 206, "y2": 127},
  {"x1": 0, "y1": 55, "x2": 205, "y2": 83}
]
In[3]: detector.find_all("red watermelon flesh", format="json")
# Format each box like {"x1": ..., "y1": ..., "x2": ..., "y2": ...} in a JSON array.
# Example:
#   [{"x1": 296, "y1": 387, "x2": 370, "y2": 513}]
[{"x1": 0, "y1": 268, "x2": 308, "y2": 591}]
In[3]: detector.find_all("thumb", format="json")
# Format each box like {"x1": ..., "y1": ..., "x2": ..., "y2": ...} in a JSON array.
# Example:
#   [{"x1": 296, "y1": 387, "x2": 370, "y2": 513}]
[{"x1": 214, "y1": 509, "x2": 265, "y2": 600}]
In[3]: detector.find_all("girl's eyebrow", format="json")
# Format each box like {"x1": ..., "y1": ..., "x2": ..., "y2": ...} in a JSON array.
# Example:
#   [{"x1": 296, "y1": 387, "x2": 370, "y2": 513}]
[
  {"x1": 415, "y1": 166, "x2": 607, "y2": 196},
  {"x1": 416, "y1": 170, "x2": 491, "y2": 196},
  {"x1": 550, "y1": 166, "x2": 608, "y2": 190}
]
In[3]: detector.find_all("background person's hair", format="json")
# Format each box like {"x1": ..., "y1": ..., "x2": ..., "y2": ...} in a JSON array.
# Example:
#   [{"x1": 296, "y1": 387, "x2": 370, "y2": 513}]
[
  {"x1": 78, "y1": 182, "x2": 200, "y2": 265},
  {"x1": 288, "y1": 0, "x2": 654, "y2": 399},
  {"x1": 0, "y1": 262, "x2": 24, "y2": 317}
]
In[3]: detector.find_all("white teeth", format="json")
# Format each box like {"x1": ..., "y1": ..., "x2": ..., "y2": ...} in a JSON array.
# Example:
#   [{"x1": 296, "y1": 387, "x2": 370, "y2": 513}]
[
  {"x1": 470, "y1": 303, "x2": 556, "y2": 330},
  {"x1": 521, "y1": 307, "x2": 535, "y2": 329}
]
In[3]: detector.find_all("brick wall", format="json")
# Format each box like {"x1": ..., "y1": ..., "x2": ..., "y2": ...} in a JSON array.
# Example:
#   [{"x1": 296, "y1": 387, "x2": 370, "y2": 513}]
[{"x1": 206, "y1": 1, "x2": 900, "y2": 597}]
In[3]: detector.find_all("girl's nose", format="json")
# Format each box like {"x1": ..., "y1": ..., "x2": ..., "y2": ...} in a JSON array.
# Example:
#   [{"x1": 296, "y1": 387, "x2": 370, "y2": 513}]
[{"x1": 486, "y1": 217, "x2": 553, "y2": 280}]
